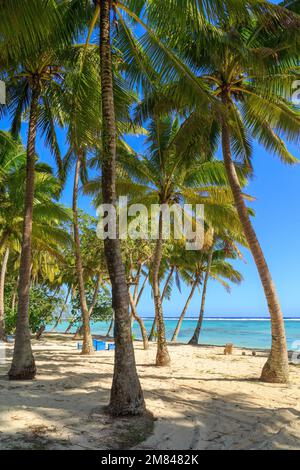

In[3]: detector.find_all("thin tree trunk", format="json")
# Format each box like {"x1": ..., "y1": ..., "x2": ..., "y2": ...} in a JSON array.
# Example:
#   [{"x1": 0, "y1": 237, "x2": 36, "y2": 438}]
[
  {"x1": 99, "y1": 0, "x2": 145, "y2": 416},
  {"x1": 149, "y1": 266, "x2": 174, "y2": 341},
  {"x1": 189, "y1": 242, "x2": 214, "y2": 345},
  {"x1": 11, "y1": 291, "x2": 17, "y2": 312},
  {"x1": 0, "y1": 233, "x2": 8, "y2": 255},
  {"x1": 0, "y1": 247, "x2": 9, "y2": 342},
  {"x1": 106, "y1": 316, "x2": 114, "y2": 337},
  {"x1": 36, "y1": 325, "x2": 45, "y2": 340},
  {"x1": 73, "y1": 153, "x2": 93, "y2": 355},
  {"x1": 221, "y1": 112, "x2": 289, "y2": 384},
  {"x1": 8, "y1": 79, "x2": 41, "y2": 380},
  {"x1": 74, "y1": 274, "x2": 101, "y2": 338},
  {"x1": 136, "y1": 273, "x2": 149, "y2": 306},
  {"x1": 172, "y1": 276, "x2": 198, "y2": 343},
  {"x1": 153, "y1": 212, "x2": 170, "y2": 366},
  {"x1": 64, "y1": 319, "x2": 75, "y2": 334},
  {"x1": 128, "y1": 290, "x2": 149, "y2": 350},
  {"x1": 51, "y1": 286, "x2": 71, "y2": 332},
  {"x1": 11, "y1": 276, "x2": 19, "y2": 313}
]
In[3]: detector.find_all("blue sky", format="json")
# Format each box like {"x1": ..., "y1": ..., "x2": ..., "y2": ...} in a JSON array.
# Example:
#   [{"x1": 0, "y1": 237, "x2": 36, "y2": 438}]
[{"x1": 1, "y1": 0, "x2": 299, "y2": 318}]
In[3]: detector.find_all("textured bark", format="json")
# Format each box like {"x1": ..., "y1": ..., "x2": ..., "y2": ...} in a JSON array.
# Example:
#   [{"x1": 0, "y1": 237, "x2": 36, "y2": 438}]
[
  {"x1": 51, "y1": 286, "x2": 71, "y2": 332},
  {"x1": 153, "y1": 212, "x2": 170, "y2": 366},
  {"x1": 172, "y1": 276, "x2": 198, "y2": 343},
  {"x1": 100, "y1": 0, "x2": 145, "y2": 415},
  {"x1": 0, "y1": 247, "x2": 9, "y2": 342},
  {"x1": 189, "y1": 243, "x2": 214, "y2": 345},
  {"x1": 221, "y1": 113, "x2": 289, "y2": 384},
  {"x1": 129, "y1": 290, "x2": 149, "y2": 350},
  {"x1": 8, "y1": 79, "x2": 40, "y2": 380},
  {"x1": 73, "y1": 153, "x2": 94, "y2": 355},
  {"x1": 149, "y1": 266, "x2": 174, "y2": 341}
]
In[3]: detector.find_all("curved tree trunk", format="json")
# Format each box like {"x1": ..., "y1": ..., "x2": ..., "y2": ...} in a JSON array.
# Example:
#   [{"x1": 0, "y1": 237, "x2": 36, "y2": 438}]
[
  {"x1": 153, "y1": 212, "x2": 170, "y2": 366},
  {"x1": 136, "y1": 272, "x2": 149, "y2": 306},
  {"x1": 189, "y1": 242, "x2": 214, "y2": 345},
  {"x1": 221, "y1": 114, "x2": 289, "y2": 384},
  {"x1": 0, "y1": 247, "x2": 9, "y2": 342},
  {"x1": 73, "y1": 153, "x2": 94, "y2": 355},
  {"x1": 106, "y1": 316, "x2": 114, "y2": 337},
  {"x1": 36, "y1": 325, "x2": 45, "y2": 340},
  {"x1": 99, "y1": 0, "x2": 145, "y2": 416},
  {"x1": 8, "y1": 79, "x2": 40, "y2": 380},
  {"x1": 73, "y1": 274, "x2": 101, "y2": 339},
  {"x1": 128, "y1": 290, "x2": 149, "y2": 350},
  {"x1": 64, "y1": 319, "x2": 75, "y2": 334},
  {"x1": 149, "y1": 266, "x2": 174, "y2": 341},
  {"x1": 172, "y1": 276, "x2": 198, "y2": 343},
  {"x1": 51, "y1": 286, "x2": 71, "y2": 332}
]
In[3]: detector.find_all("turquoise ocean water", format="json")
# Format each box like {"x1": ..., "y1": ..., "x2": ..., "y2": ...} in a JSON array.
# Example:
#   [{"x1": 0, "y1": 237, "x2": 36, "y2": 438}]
[{"x1": 50, "y1": 318, "x2": 300, "y2": 350}]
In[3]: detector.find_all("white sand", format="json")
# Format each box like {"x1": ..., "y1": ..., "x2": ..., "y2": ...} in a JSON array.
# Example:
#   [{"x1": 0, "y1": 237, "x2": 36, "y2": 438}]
[{"x1": 0, "y1": 334, "x2": 300, "y2": 450}]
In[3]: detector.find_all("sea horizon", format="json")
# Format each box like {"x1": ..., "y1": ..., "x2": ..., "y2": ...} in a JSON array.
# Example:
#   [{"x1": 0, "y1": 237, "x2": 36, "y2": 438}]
[{"x1": 52, "y1": 317, "x2": 300, "y2": 350}]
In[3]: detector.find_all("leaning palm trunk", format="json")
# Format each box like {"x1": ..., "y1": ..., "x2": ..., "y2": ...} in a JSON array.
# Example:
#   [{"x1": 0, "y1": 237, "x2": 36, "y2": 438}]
[
  {"x1": 106, "y1": 316, "x2": 114, "y2": 337},
  {"x1": 128, "y1": 290, "x2": 149, "y2": 350},
  {"x1": 99, "y1": 0, "x2": 145, "y2": 415},
  {"x1": 153, "y1": 212, "x2": 170, "y2": 366},
  {"x1": 51, "y1": 286, "x2": 71, "y2": 332},
  {"x1": 8, "y1": 79, "x2": 41, "y2": 380},
  {"x1": 73, "y1": 274, "x2": 101, "y2": 339},
  {"x1": 0, "y1": 247, "x2": 9, "y2": 341},
  {"x1": 149, "y1": 266, "x2": 174, "y2": 341},
  {"x1": 172, "y1": 276, "x2": 199, "y2": 343},
  {"x1": 64, "y1": 319, "x2": 75, "y2": 334},
  {"x1": 221, "y1": 113, "x2": 289, "y2": 384},
  {"x1": 73, "y1": 153, "x2": 93, "y2": 355},
  {"x1": 189, "y1": 243, "x2": 214, "y2": 345}
]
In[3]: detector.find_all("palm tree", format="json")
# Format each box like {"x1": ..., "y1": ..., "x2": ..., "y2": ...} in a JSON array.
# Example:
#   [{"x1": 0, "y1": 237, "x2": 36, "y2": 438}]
[
  {"x1": 112, "y1": 112, "x2": 246, "y2": 366},
  {"x1": 98, "y1": 0, "x2": 146, "y2": 415},
  {"x1": 188, "y1": 235, "x2": 243, "y2": 345},
  {"x1": 61, "y1": 0, "x2": 269, "y2": 413},
  {"x1": 124, "y1": 239, "x2": 152, "y2": 350},
  {"x1": 0, "y1": 153, "x2": 71, "y2": 345},
  {"x1": 170, "y1": 234, "x2": 243, "y2": 343},
  {"x1": 139, "y1": 6, "x2": 300, "y2": 381},
  {"x1": 71, "y1": 151, "x2": 94, "y2": 354},
  {"x1": 169, "y1": 16, "x2": 300, "y2": 381},
  {"x1": 2, "y1": 32, "x2": 69, "y2": 378}
]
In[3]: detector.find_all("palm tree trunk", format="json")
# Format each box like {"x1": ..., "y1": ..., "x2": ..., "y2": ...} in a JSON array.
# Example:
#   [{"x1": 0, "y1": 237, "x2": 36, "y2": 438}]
[
  {"x1": 128, "y1": 290, "x2": 149, "y2": 350},
  {"x1": 99, "y1": 0, "x2": 145, "y2": 415},
  {"x1": 172, "y1": 276, "x2": 198, "y2": 343},
  {"x1": 8, "y1": 78, "x2": 41, "y2": 380},
  {"x1": 0, "y1": 247, "x2": 9, "y2": 341},
  {"x1": 149, "y1": 266, "x2": 174, "y2": 341},
  {"x1": 36, "y1": 325, "x2": 45, "y2": 340},
  {"x1": 189, "y1": 243, "x2": 214, "y2": 345},
  {"x1": 73, "y1": 274, "x2": 101, "y2": 339},
  {"x1": 136, "y1": 273, "x2": 149, "y2": 306},
  {"x1": 221, "y1": 116, "x2": 289, "y2": 384},
  {"x1": 153, "y1": 212, "x2": 170, "y2": 366},
  {"x1": 51, "y1": 286, "x2": 71, "y2": 332},
  {"x1": 106, "y1": 316, "x2": 114, "y2": 337},
  {"x1": 64, "y1": 319, "x2": 75, "y2": 334},
  {"x1": 73, "y1": 153, "x2": 93, "y2": 355}
]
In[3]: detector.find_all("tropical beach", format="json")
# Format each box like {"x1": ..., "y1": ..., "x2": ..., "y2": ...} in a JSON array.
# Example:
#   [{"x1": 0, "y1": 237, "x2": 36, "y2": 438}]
[
  {"x1": 1, "y1": 0, "x2": 300, "y2": 455},
  {"x1": 1, "y1": 334, "x2": 300, "y2": 450}
]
